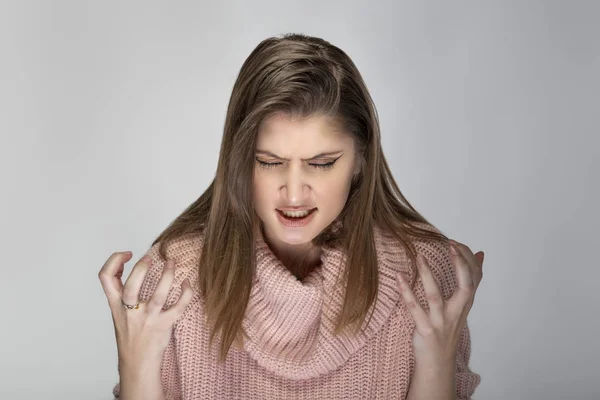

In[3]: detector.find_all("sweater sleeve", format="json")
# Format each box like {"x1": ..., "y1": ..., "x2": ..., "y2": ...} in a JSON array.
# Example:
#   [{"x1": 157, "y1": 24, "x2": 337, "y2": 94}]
[
  {"x1": 413, "y1": 231, "x2": 482, "y2": 399},
  {"x1": 111, "y1": 240, "x2": 191, "y2": 400}
]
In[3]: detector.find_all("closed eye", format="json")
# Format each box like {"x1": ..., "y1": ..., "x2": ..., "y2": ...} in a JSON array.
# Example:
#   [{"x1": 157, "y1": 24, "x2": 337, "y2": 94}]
[
  {"x1": 255, "y1": 159, "x2": 338, "y2": 170},
  {"x1": 311, "y1": 160, "x2": 336, "y2": 170}
]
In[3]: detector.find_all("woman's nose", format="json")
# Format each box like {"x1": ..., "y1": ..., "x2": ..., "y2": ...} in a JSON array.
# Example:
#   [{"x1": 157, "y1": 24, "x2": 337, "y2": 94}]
[{"x1": 280, "y1": 170, "x2": 310, "y2": 202}]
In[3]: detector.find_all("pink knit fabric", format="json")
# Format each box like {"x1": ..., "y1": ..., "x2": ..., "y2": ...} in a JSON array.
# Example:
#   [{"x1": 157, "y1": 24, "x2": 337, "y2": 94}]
[{"x1": 112, "y1": 222, "x2": 481, "y2": 399}]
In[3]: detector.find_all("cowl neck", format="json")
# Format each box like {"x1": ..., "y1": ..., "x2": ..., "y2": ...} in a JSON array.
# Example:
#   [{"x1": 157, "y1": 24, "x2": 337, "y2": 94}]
[{"x1": 240, "y1": 224, "x2": 411, "y2": 380}]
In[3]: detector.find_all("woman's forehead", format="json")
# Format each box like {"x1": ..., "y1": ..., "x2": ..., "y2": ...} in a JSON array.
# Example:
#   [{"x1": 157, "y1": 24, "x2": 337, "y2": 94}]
[
  {"x1": 257, "y1": 113, "x2": 347, "y2": 141},
  {"x1": 260, "y1": 111, "x2": 343, "y2": 130}
]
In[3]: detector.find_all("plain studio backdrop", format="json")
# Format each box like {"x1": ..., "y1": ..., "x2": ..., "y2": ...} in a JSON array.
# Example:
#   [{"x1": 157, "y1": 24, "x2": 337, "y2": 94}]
[{"x1": 1, "y1": 1, "x2": 598, "y2": 399}]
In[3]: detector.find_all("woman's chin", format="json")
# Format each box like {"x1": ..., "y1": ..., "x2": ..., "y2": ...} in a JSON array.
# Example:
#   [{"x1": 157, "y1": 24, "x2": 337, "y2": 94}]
[
  {"x1": 269, "y1": 222, "x2": 319, "y2": 245},
  {"x1": 275, "y1": 229, "x2": 315, "y2": 245}
]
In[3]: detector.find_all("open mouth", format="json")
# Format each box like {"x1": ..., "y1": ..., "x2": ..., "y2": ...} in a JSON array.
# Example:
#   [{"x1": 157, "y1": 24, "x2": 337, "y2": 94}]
[
  {"x1": 277, "y1": 208, "x2": 317, "y2": 218},
  {"x1": 276, "y1": 208, "x2": 317, "y2": 223}
]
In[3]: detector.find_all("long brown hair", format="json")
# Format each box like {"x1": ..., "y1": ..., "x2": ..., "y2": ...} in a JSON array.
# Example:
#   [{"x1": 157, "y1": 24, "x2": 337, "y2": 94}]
[{"x1": 152, "y1": 33, "x2": 450, "y2": 362}]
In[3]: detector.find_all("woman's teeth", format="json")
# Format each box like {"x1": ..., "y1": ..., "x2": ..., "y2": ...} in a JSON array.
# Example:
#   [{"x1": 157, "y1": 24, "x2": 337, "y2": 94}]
[{"x1": 281, "y1": 209, "x2": 311, "y2": 218}]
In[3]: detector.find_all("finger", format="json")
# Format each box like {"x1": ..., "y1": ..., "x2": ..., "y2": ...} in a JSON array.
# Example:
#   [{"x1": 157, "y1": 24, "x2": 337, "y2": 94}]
[
  {"x1": 162, "y1": 278, "x2": 194, "y2": 323},
  {"x1": 146, "y1": 259, "x2": 176, "y2": 315},
  {"x1": 121, "y1": 254, "x2": 153, "y2": 306},
  {"x1": 396, "y1": 272, "x2": 430, "y2": 331},
  {"x1": 449, "y1": 240, "x2": 475, "y2": 269},
  {"x1": 449, "y1": 240, "x2": 483, "y2": 290},
  {"x1": 447, "y1": 244, "x2": 476, "y2": 317},
  {"x1": 476, "y1": 251, "x2": 485, "y2": 264},
  {"x1": 475, "y1": 252, "x2": 484, "y2": 279},
  {"x1": 416, "y1": 254, "x2": 444, "y2": 326},
  {"x1": 98, "y1": 251, "x2": 133, "y2": 309}
]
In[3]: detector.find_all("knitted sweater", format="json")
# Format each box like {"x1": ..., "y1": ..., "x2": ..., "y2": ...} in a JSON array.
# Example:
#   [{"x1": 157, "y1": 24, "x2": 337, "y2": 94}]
[{"x1": 112, "y1": 223, "x2": 481, "y2": 399}]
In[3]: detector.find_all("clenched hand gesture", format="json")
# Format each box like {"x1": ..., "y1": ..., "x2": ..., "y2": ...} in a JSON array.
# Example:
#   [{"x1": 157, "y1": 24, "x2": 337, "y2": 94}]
[{"x1": 98, "y1": 251, "x2": 193, "y2": 379}]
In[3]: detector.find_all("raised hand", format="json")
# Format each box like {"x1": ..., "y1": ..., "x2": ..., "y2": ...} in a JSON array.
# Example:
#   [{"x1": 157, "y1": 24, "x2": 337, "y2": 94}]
[
  {"x1": 396, "y1": 240, "x2": 484, "y2": 367},
  {"x1": 98, "y1": 251, "x2": 193, "y2": 371}
]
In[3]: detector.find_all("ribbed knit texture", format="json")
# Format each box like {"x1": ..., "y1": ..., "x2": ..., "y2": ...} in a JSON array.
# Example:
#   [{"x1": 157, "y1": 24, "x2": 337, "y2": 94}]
[{"x1": 112, "y1": 222, "x2": 481, "y2": 399}]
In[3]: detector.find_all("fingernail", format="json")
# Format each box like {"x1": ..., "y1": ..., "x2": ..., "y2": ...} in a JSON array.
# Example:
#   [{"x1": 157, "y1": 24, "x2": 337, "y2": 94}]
[{"x1": 450, "y1": 244, "x2": 458, "y2": 255}]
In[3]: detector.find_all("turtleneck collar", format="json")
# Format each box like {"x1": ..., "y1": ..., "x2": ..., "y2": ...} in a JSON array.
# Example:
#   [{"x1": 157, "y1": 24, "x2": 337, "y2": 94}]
[{"x1": 240, "y1": 224, "x2": 411, "y2": 380}]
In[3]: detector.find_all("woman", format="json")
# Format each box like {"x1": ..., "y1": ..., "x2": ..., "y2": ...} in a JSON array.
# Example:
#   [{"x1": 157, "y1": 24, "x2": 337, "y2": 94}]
[{"x1": 99, "y1": 33, "x2": 484, "y2": 399}]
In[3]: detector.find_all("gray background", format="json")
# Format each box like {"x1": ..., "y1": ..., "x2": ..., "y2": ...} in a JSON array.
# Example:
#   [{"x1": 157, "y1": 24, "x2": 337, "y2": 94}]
[{"x1": 1, "y1": 1, "x2": 598, "y2": 399}]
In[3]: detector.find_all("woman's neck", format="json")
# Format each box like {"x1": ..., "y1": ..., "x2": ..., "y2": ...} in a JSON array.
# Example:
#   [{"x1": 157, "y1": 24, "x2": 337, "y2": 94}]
[
  {"x1": 277, "y1": 248, "x2": 323, "y2": 281},
  {"x1": 261, "y1": 229, "x2": 323, "y2": 281}
]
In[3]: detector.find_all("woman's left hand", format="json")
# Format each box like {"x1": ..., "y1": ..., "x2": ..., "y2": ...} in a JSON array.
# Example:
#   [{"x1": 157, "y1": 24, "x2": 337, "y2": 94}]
[{"x1": 396, "y1": 240, "x2": 484, "y2": 368}]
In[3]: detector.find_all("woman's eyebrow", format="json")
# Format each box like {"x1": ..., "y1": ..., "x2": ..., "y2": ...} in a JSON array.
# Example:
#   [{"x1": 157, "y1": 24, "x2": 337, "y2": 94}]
[{"x1": 255, "y1": 150, "x2": 343, "y2": 161}]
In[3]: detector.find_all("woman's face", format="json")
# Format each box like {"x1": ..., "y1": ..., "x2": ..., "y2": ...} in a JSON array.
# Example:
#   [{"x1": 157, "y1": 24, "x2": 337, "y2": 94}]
[{"x1": 253, "y1": 113, "x2": 360, "y2": 246}]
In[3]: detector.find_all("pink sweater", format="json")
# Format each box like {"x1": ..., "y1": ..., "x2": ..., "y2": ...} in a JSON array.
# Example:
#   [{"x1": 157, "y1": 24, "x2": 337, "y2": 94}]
[{"x1": 113, "y1": 223, "x2": 481, "y2": 399}]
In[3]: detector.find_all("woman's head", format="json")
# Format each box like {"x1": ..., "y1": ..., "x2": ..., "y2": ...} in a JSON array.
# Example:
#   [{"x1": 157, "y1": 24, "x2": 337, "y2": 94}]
[
  {"x1": 221, "y1": 33, "x2": 372, "y2": 248},
  {"x1": 152, "y1": 33, "x2": 448, "y2": 362},
  {"x1": 254, "y1": 112, "x2": 361, "y2": 247}
]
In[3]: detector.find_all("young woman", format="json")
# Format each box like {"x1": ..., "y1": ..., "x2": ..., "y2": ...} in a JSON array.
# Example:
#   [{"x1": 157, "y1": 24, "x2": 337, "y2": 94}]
[{"x1": 99, "y1": 33, "x2": 484, "y2": 399}]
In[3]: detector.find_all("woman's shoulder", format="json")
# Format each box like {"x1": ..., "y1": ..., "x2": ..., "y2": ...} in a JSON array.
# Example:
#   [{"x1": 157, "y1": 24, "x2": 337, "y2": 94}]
[
  {"x1": 375, "y1": 221, "x2": 455, "y2": 295},
  {"x1": 405, "y1": 222, "x2": 458, "y2": 301},
  {"x1": 148, "y1": 233, "x2": 205, "y2": 269},
  {"x1": 372, "y1": 221, "x2": 443, "y2": 255},
  {"x1": 137, "y1": 233, "x2": 205, "y2": 309}
]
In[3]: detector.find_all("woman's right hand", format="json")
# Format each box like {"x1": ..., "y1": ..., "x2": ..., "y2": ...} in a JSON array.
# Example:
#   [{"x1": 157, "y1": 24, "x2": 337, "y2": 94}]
[{"x1": 98, "y1": 251, "x2": 193, "y2": 371}]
